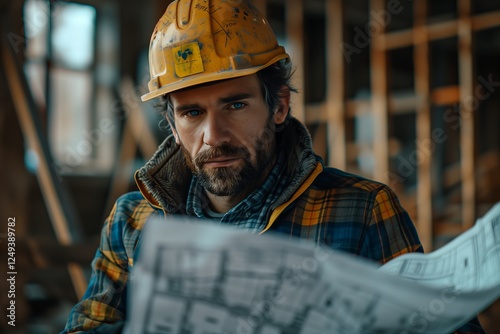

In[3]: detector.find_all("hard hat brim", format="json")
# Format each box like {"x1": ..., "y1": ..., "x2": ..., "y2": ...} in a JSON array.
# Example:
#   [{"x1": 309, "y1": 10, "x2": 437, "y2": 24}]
[{"x1": 140, "y1": 53, "x2": 289, "y2": 102}]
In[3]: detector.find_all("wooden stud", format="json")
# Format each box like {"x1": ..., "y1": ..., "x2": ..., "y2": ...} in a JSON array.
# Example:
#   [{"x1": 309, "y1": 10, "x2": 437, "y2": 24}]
[
  {"x1": 370, "y1": 0, "x2": 389, "y2": 183},
  {"x1": 458, "y1": 0, "x2": 476, "y2": 230},
  {"x1": 311, "y1": 123, "x2": 328, "y2": 162},
  {"x1": 413, "y1": 0, "x2": 433, "y2": 251},
  {"x1": 104, "y1": 77, "x2": 159, "y2": 215},
  {"x1": 305, "y1": 102, "x2": 327, "y2": 124},
  {"x1": 121, "y1": 78, "x2": 158, "y2": 159},
  {"x1": 326, "y1": 0, "x2": 346, "y2": 170},
  {"x1": 104, "y1": 109, "x2": 140, "y2": 217},
  {"x1": 285, "y1": 0, "x2": 305, "y2": 123}
]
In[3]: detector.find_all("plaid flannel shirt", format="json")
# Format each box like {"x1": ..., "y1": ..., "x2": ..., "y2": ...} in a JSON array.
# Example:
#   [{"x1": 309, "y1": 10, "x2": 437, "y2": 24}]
[{"x1": 62, "y1": 118, "x2": 485, "y2": 334}]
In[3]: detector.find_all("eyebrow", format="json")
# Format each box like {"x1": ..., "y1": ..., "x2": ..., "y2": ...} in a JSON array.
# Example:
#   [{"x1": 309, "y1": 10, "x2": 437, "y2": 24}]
[
  {"x1": 174, "y1": 93, "x2": 255, "y2": 113},
  {"x1": 219, "y1": 93, "x2": 254, "y2": 104},
  {"x1": 175, "y1": 103, "x2": 202, "y2": 114}
]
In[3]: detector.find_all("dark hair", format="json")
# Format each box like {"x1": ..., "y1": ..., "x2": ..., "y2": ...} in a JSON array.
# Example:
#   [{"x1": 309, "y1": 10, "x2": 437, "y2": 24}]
[
  {"x1": 158, "y1": 59, "x2": 296, "y2": 131},
  {"x1": 256, "y1": 59, "x2": 297, "y2": 117}
]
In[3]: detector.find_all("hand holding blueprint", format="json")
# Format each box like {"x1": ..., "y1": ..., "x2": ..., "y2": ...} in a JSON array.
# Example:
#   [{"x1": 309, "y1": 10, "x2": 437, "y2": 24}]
[{"x1": 124, "y1": 203, "x2": 500, "y2": 334}]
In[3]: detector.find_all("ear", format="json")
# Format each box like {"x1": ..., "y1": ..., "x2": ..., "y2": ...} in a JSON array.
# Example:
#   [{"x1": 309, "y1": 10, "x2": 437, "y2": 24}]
[{"x1": 273, "y1": 85, "x2": 290, "y2": 125}]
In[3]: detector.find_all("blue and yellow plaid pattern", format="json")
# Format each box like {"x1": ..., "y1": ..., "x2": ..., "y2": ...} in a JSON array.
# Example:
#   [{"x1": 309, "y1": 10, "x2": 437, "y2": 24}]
[{"x1": 63, "y1": 164, "x2": 484, "y2": 333}]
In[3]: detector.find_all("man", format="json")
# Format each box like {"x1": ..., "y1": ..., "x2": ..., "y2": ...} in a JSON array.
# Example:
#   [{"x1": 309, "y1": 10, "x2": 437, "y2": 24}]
[{"x1": 63, "y1": 0, "x2": 485, "y2": 332}]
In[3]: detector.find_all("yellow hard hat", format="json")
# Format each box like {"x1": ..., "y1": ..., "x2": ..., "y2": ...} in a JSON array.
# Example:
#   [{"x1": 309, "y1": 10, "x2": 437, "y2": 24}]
[{"x1": 141, "y1": 0, "x2": 289, "y2": 101}]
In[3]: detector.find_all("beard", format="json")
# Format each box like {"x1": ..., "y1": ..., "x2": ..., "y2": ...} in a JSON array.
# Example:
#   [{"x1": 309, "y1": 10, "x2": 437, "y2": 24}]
[{"x1": 180, "y1": 130, "x2": 275, "y2": 197}]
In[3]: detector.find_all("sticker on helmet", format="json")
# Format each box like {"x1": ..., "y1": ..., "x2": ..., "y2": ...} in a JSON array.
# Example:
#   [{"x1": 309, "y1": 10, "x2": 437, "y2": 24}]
[{"x1": 172, "y1": 42, "x2": 204, "y2": 78}]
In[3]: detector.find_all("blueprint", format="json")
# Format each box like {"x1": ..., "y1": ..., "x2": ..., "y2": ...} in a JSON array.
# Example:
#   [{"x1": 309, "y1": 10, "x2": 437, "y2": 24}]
[{"x1": 124, "y1": 203, "x2": 500, "y2": 334}]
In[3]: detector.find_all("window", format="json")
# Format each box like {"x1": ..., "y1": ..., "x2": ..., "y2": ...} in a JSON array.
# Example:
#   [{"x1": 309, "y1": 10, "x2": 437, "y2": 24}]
[{"x1": 23, "y1": 0, "x2": 119, "y2": 176}]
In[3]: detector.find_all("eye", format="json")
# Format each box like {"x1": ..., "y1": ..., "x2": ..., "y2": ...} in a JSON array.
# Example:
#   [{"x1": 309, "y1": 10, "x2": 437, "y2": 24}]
[
  {"x1": 183, "y1": 109, "x2": 202, "y2": 117},
  {"x1": 229, "y1": 102, "x2": 246, "y2": 110}
]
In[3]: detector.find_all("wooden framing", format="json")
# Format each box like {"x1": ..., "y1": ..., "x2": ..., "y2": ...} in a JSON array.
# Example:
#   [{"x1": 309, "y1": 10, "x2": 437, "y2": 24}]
[
  {"x1": 413, "y1": 1, "x2": 433, "y2": 251},
  {"x1": 457, "y1": 0, "x2": 476, "y2": 231},
  {"x1": 326, "y1": 0, "x2": 347, "y2": 170},
  {"x1": 96, "y1": 0, "x2": 500, "y2": 258},
  {"x1": 285, "y1": 0, "x2": 500, "y2": 249},
  {"x1": 132, "y1": 2, "x2": 491, "y2": 251},
  {"x1": 4, "y1": 0, "x2": 497, "y2": 329},
  {"x1": 285, "y1": 0, "x2": 305, "y2": 123},
  {"x1": 5, "y1": 0, "x2": 497, "y2": 303},
  {"x1": 370, "y1": 0, "x2": 390, "y2": 183},
  {"x1": 2, "y1": 20, "x2": 87, "y2": 299},
  {"x1": 104, "y1": 78, "x2": 159, "y2": 215},
  {"x1": 378, "y1": 0, "x2": 489, "y2": 241}
]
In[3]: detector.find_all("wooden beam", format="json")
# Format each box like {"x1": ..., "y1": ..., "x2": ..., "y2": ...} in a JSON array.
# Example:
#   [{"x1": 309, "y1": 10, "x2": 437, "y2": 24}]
[
  {"x1": 2, "y1": 51, "x2": 78, "y2": 246},
  {"x1": 305, "y1": 102, "x2": 327, "y2": 124},
  {"x1": 431, "y1": 85, "x2": 460, "y2": 106},
  {"x1": 105, "y1": 77, "x2": 159, "y2": 215},
  {"x1": 471, "y1": 10, "x2": 500, "y2": 32},
  {"x1": 104, "y1": 110, "x2": 139, "y2": 217},
  {"x1": 311, "y1": 123, "x2": 327, "y2": 162},
  {"x1": 443, "y1": 150, "x2": 500, "y2": 190},
  {"x1": 382, "y1": 9, "x2": 500, "y2": 51},
  {"x1": 121, "y1": 77, "x2": 158, "y2": 159},
  {"x1": 433, "y1": 220, "x2": 463, "y2": 237},
  {"x1": 458, "y1": 0, "x2": 476, "y2": 230},
  {"x1": 2, "y1": 20, "x2": 87, "y2": 299},
  {"x1": 427, "y1": 20, "x2": 459, "y2": 42},
  {"x1": 370, "y1": 0, "x2": 389, "y2": 183},
  {"x1": 383, "y1": 29, "x2": 414, "y2": 50},
  {"x1": 389, "y1": 93, "x2": 420, "y2": 114},
  {"x1": 326, "y1": 0, "x2": 346, "y2": 170},
  {"x1": 346, "y1": 99, "x2": 371, "y2": 118},
  {"x1": 413, "y1": 0, "x2": 433, "y2": 251},
  {"x1": 383, "y1": 21, "x2": 458, "y2": 51},
  {"x1": 285, "y1": 0, "x2": 305, "y2": 123},
  {"x1": 306, "y1": 96, "x2": 412, "y2": 124}
]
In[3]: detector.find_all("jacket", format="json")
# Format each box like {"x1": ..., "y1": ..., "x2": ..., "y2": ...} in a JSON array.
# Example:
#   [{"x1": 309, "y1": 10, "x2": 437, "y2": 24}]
[{"x1": 63, "y1": 117, "x2": 484, "y2": 333}]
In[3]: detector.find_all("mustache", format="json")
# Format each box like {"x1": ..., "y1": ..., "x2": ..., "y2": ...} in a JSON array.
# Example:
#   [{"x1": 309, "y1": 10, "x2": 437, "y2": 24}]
[{"x1": 194, "y1": 145, "x2": 249, "y2": 165}]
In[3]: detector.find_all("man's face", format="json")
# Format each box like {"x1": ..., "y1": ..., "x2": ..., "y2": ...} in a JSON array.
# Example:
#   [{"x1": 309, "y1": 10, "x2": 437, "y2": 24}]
[{"x1": 169, "y1": 74, "x2": 288, "y2": 197}]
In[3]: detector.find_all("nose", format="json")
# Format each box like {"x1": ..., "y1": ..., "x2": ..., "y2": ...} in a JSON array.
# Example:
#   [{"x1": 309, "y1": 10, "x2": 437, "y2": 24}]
[{"x1": 203, "y1": 113, "x2": 230, "y2": 147}]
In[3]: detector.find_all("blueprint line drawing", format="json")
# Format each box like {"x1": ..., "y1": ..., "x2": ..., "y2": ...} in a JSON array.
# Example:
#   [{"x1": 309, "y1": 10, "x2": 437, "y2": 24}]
[
  {"x1": 380, "y1": 203, "x2": 500, "y2": 292},
  {"x1": 124, "y1": 203, "x2": 500, "y2": 334}
]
